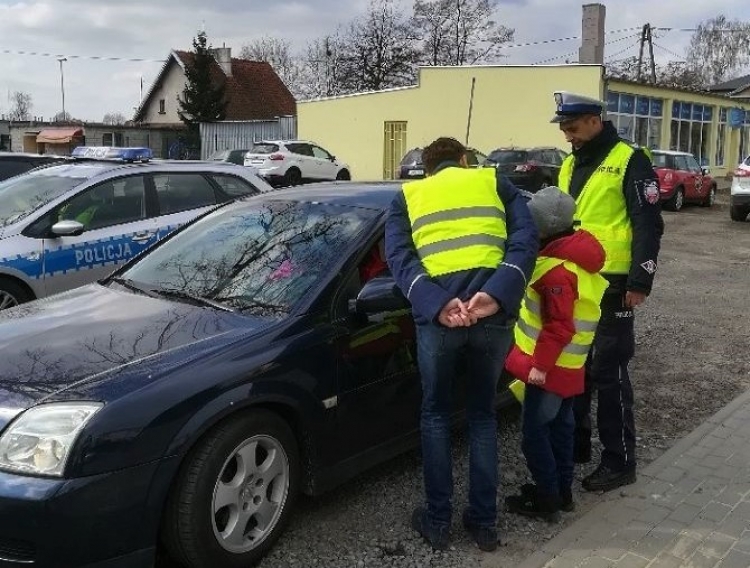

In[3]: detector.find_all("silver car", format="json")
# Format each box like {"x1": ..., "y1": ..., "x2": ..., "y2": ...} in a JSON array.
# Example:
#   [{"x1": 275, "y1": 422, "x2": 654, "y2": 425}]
[{"x1": 0, "y1": 147, "x2": 272, "y2": 308}]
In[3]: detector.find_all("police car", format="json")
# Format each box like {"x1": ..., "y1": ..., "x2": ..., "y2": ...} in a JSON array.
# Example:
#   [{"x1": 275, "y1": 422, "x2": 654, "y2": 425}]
[{"x1": 0, "y1": 146, "x2": 272, "y2": 309}]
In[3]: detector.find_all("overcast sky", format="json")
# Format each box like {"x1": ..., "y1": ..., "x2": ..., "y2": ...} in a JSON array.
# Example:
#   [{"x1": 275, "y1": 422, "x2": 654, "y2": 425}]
[{"x1": 0, "y1": 0, "x2": 747, "y2": 122}]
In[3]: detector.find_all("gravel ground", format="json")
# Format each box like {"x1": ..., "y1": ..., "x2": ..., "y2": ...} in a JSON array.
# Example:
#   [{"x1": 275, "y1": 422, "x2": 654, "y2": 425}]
[{"x1": 165, "y1": 188, "x2": 750, "y2": 568}]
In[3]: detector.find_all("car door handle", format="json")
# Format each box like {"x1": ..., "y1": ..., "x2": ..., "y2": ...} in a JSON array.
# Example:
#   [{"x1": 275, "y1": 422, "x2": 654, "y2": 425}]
[{"x1": 132, "y1": 231, "x2": 155, "y2": 242}]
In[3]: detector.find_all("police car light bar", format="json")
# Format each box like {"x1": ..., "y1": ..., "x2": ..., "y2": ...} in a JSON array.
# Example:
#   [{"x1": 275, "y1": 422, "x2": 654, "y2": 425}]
[{"x1": 71, "y1": 146, "x2": 154, "y2": 162}]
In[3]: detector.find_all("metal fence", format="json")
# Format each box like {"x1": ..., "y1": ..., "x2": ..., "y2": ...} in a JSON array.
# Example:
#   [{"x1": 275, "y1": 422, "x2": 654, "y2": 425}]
[{"x1": 199, "y1": 116, "x2": 297, "y2": 159}]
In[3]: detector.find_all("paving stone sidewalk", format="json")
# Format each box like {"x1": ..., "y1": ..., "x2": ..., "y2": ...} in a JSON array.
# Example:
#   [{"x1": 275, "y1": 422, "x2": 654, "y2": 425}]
[{"x1": 496, "y1": 387, "x2": 750, "y2": 568}]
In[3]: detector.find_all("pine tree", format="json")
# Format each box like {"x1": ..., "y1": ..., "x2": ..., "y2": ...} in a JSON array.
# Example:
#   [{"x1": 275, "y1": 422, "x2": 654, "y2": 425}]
[{"x1": 178, "y1": 31, "x2": 228, "y2": 128}]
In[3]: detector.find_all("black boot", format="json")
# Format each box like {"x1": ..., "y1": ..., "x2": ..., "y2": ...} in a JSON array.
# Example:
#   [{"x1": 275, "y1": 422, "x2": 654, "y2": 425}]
[
  {"x1": 582, "y1": 464, "x2": 636, "y2": 492},
  {"x1": 506, "y1": 488, "x2": 561, "y2": 523},
  {"x1": 520, "y1": 483, "x2": 574, "y2": 513}
]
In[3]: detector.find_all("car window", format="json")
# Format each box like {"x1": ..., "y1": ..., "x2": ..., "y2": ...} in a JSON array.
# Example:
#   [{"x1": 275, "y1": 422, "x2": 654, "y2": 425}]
[
  {"x1": 287, "y1": 143, "x2": 314, "y2": 157},
  {"x1": 674, "y1": 156, "x2": 689, "y2": 171},
  {"x1": 311, "y1": 146, "x2": 332, "y2": 160},
  {"x1": 685, "y1": 155, "x2": 701, "y2": 171},
  {"x1": 153, "y1": 173, "x2": 217, "y2": 215},
  {"x1": 0, "y1": 160, "x2": 38, "y2": 180},
  {"x1": 465, "y1": 150, "x2": 479, "y2": 167},
  {"x1": 487, "y1": 150, "x2": 528, "y2": 164},
  {"x1": 227, "y1": 151, "x2": 248, "y2": 165},
  {"x1": 122, "y1": 200, "x2": 376, "y2": 317},
  {"x1": 651, "y1": 153, "x2": 669, "y2": 168},
  {"x1": 211, "y1": 174, "x2": 259, "y2": 197},
  {"x1": 0, "y1": 171, "x2": 87, "y2": 227},
  {"x1": 556, "y1": 150, "x2": 568, "y2": 164},
  {"x1": 744, "y1": 156, "x2": 750, "y2": 167},
  {"x1": 250, "y1": 143, "x2": 280, "y2": 154},
  {"x1": 400, "y1": 149, "x2": 423, "y2": 166},
  {"x1": 56, "y1": 176, "x2": 147, "y2": 231}
]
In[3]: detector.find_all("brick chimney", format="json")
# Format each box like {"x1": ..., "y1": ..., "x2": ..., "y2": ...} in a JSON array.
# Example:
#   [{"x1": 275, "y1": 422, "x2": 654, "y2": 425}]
[
  {"x1": 579, "y1": 3, "x2": 606, "y2": 65},
  {"x1": 211, "y1": 45, "x2": 232, "y2": 76}
]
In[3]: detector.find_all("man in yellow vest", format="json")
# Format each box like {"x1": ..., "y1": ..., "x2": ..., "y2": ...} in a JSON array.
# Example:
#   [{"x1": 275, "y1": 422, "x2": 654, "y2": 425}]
[
  {"x1": 385, "y1": 137, "x2": 538, "y2": 551},
  {"x1": 550, "y1": 91, "x2": 664, "y2": 492}
]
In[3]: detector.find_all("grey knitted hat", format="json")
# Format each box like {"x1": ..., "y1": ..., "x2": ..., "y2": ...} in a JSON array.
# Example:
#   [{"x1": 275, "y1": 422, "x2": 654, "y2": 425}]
[{"x1": 527, "y1": 186, "x2": 576, "y2": 239}]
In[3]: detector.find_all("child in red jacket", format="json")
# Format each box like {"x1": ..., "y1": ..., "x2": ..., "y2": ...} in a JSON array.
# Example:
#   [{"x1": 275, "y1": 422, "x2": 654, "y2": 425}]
[{"x1": 504, "y1": 186, "x2": 607, "y2": 522}]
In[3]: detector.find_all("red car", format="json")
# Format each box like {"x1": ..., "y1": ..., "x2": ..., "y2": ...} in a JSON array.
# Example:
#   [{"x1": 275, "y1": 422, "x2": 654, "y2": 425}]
[{"x1": 651, "y1": 150, "x2": 716, "y2": 211}]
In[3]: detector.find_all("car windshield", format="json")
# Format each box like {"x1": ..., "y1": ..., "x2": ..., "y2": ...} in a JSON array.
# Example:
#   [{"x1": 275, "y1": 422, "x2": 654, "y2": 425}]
[
  {"x1": 400, "y1": 149, "x2": 423, "y2": 166},
  {"x1": 0, "y1": 168, "x2": 89, "y2": 227},
  {"x1": 651, "y1": 153, "x2": 670, "y2": 168},
  {"x1": 120, "y1": 200, "x2": 375, "y2": 318},
  {"x1": 487, "y1": 150, "x2": 528, "y2": 164},
  {"x1": 209, "y1": 150, "x2": 230, "y2": 160},
  {"x1": 250, "y1": 143, "x2": 280, "y2": 154}
]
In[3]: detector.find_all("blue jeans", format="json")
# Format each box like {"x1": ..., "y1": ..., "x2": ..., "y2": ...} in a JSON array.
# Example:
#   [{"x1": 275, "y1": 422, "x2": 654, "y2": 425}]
[
  {"x1": 521, "y1": 385, "x2": 575, "y2": 498},
  {"x1": 416, "y1": 313, "x2": 514, "y2": 529}
]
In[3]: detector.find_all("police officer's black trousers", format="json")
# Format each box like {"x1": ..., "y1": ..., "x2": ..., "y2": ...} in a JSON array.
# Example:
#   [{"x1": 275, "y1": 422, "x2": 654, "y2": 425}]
[{"x1": 573, "y1": 291, "x2": 636, "y2": 471}]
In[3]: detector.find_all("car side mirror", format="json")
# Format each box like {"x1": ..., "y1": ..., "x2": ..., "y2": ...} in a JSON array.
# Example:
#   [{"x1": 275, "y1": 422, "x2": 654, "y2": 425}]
[
  {"x1": 51, "y1": 219, "x2": 85, "y2": 237},
  {"x1": 701, "y1": 166, "x2": 710, "y2": 175},
  {"x1": 348, "y1": 276, "x2": 409, "y2": 314},
  {"x1": 330, "y1": 155, "x2": 336, "y2": 162}
]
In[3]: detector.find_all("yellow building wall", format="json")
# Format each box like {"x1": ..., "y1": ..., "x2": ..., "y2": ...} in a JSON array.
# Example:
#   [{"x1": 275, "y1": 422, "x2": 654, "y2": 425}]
[
  {"x1": 607, "y1": 79, "x2": 750, "y2": 180},
  {"x1": 298, "y1": 65, "x2": 605, "y2": 181}
]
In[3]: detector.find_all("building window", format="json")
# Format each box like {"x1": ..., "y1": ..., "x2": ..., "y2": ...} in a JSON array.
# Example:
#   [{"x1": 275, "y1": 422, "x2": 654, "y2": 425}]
[
  {"x1": 159, "y1": 99, "x2": 166, "y2": 114},
  {"x1": 383, "y1": 121, "x2": 407, "y2": 180},
  {"x1": 102, "y1": 132, "x2": 124, "y2": 147},
  {"x1": 738, "y1": 111, "x2": 750, "y2": 165},
  {"x1": 607, "y1": 92, "x2": 663, "y2": 149},
  {"x1": 669, "y1": 101, "x2": 713, "y2": 165},
  {"x1": 715, "y1": 108, "x2": 727, "y2": 166}
]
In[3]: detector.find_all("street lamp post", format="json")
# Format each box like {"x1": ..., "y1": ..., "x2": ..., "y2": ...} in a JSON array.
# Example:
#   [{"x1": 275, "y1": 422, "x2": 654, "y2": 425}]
[{"x1": 57, "y1": 57, "x2": 67, "y2": 121}]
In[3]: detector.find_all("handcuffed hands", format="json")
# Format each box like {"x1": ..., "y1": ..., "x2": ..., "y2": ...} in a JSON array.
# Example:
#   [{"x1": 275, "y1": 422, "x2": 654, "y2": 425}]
[{"x1": 438, "y1": 292, "x2": 500, "y2": 328}]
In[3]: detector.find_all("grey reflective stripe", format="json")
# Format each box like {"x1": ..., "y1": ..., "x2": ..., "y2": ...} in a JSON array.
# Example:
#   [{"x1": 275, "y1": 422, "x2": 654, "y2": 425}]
[
  {"x1": 411, "y1": 206, "x2": 506, "y2": 233},
  {"x1": 517, "y1": 319, "x2": 593, "y2": 356},
  {"x1": 418, "y1": 234, "x2": 506, "y2": 259},
  {"x1": 523, "y1": 294, "x2": 599, "y2": 333}
]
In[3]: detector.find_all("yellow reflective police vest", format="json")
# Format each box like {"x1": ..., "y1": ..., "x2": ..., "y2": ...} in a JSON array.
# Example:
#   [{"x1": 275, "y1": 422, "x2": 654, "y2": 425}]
[
  {"x1": 558, "y1": 142, "x2": 634, "y2": 275},
  {"x1": 514, "y1": 256, "x2": 608, "y2": 369},
  {"x1": 403, "y1": 167, "x2": 507, "y2": 277}
]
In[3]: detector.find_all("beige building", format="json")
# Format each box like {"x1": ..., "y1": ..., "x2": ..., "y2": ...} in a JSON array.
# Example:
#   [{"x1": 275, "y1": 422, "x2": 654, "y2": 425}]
[{"x1": 297, "y1": 64, "x2": 750, "y2": 182}]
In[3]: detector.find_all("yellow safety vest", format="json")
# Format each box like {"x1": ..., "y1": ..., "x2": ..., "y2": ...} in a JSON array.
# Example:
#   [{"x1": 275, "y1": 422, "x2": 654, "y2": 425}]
[
  {"x1": 558, "y1": 142, "x2": 634, "y2": 275},
  {"x1": 514, "y1": 256, "x2": 608, "y2": 370},
  {"x1": 403, "y1": 167, "x2": 507, "y2": 277}
]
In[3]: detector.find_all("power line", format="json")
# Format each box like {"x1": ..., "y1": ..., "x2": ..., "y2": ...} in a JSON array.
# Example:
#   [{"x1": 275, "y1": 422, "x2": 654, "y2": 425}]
[
  {"x1": 605, "y1": 40, "x2": 641, "y2": 63},
  {"x1": 0, "y1": 49, "x2": 166, "y2": 63},
  {"x1": 651, "y1": 42, "x2": 687, "y2": 61},
  {"x1": 498, "y1": 26, "x2": 642, "y2": 51}
]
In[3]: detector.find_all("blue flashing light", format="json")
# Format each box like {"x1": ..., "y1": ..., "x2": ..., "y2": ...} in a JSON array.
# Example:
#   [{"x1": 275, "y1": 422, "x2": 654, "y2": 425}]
[{"x1": 71, "y1": 146, "x2": 153, "y2": 162}]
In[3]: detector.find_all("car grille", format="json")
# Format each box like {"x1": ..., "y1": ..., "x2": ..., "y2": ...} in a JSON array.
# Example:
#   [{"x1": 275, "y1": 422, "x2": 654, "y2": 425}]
[{"x1": 0, "y1": 536, "x2": 35, "y2": 563}]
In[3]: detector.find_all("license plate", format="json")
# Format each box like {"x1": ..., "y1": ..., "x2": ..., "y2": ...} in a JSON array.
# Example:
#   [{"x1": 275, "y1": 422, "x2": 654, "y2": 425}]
[{"x1": 408, "y1": 169, "x2": 424, "y2": 176}]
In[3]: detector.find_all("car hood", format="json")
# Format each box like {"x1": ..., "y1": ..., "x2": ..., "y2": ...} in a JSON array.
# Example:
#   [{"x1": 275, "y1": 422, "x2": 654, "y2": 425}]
[{"x1": 0, "y1": 283, "x2": 268, "y2": 422}]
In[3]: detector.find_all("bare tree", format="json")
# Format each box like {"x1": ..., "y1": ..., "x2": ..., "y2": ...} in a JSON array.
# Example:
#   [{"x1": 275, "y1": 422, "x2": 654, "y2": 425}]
[
  {"x1": 297, "y1": 35, "x2": 346, "y2": 99},
  {"x1": 412, "y1": 0, "x2": 514, "y2": 66},
  {"x1": 336, "y1": 0, "x2": 420, "y2": 93},
  {"x1": 240, "y1": 36, "x2": 302, "y2": 96},
  {"x1": 53, "y1": 111, "x2": 74, "y2": 122},
  {"x1": 8, "y1": 91, "x2": 32, "y2": 121},
  {"x1": 606, "y1": 56, "x2": 709, "y2": 91},
  {"x1": 102, "y1": 112, "x2": 126, "y2": 125},
  {"x1": 686, "y1": 15, "x2": 750, "y2": 86}
]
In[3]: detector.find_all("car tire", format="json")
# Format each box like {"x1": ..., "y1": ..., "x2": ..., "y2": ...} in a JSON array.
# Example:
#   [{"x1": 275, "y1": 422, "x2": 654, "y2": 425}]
[
  {"x1": 336, "y1": 169, "x2": 351, "y2": 181},
  {"x1": 0, "y1": 278, "x2": 32, "y2": 310},
  {"x1": 283, "y1": 168, "x2": 302, "y2": 187},
  {"x1": 162, "y1": 410, "x2": 300, "y2": 568},
  {"x1": 665, "y1": 187, "x2": 684, "y2": 212},
  {"x1": 701, "y1": 185, "x2": 716, "y2": 208},
  {"x1": 730, "y1": 204, "x2": 748, "y2": 222}
]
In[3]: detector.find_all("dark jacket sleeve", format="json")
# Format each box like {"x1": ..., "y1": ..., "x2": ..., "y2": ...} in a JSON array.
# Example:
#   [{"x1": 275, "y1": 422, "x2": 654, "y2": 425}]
[
  {"x1": 384, "y1": 192, "x2": 453, "y2": 323},
  {"x1": 623, "y1": 149, "x2": 664, "y2": 294},
  {"x1": 480, "y1": 173, "x2": 539, "y2": 317}
]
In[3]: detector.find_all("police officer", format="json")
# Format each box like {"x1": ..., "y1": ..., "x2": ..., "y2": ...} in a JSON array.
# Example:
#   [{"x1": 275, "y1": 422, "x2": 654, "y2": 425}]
[
  {"x1": 385, "y1": 137, "x2": 538, "y2": 551},
  {"x1": 550, "y1": 92, "x2": 664, "y2": 492}
]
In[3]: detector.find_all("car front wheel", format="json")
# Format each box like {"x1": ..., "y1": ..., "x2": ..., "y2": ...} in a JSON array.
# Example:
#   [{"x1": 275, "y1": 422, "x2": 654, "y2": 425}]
[
  {"x1": 162, "y1": 410, "x2": 300, "y2": 568},
  {"x1": 0, "y1": 278, "x2": 32, "y2": 310},
  {"x1": 701, "y1": 185, "x2": 716, "y2": 208},
  {"x1": 665, "y1": 187, "x2": 684, "y2": 212},
  {"x1": 730, "y1": 204, "x2": 748, "y2": 222}
]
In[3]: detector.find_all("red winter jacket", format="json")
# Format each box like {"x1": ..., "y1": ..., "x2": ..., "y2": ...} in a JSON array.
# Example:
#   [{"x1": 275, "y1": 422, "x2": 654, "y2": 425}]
[{"x1": 505, "y1": 230, "x2": 605, "y2": 398}]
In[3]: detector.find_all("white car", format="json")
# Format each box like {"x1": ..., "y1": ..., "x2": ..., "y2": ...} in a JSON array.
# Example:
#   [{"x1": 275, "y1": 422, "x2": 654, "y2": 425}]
[
  {"x1": 244, "y1": 140, "x2": 351, "y2": 186},
  {"x1": 730, "y1": 155, "x2": 750, "y2": 221}
]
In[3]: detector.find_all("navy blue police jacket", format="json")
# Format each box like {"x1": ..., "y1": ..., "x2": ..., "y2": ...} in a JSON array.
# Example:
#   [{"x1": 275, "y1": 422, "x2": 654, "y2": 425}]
[{"x1": 385, "y1": 162, "x2": 539, "y2": 326}]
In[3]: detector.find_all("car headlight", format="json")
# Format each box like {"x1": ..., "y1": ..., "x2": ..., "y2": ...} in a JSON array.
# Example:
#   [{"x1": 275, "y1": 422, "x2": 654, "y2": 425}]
[{"x1": 0, "y1": 402, "x2": 103, "y2": 477}]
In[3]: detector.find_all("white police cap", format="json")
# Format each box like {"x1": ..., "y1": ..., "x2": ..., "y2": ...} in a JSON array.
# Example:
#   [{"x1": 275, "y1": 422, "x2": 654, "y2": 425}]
[{"x1": 551, "y1": 91, "x2": 605, "y2": 123}]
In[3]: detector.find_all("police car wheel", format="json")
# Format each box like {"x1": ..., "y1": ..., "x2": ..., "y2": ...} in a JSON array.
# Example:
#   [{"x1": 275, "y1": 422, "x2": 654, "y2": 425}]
[
  {"x1": 162, "y1": 410, "x2": 299, "y2": 568},
  {"x1": 0, "y1": 279, "x2": 32, "y2": 310},
  {"x1": 665, "y1": 187, "x2": 684, "y2": 212}
]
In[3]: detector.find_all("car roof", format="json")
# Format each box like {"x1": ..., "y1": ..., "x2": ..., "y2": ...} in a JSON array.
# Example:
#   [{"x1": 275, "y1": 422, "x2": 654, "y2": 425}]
[
  {"x1": 261, "y1": 181, "x2": 401, "y2": 210},
  {"x1": 0, "y1": 152, "x2": 66, "y2": 160},
  {"x1": 651, "y1": 150, "x2": 691, "y2": 156},
  {"x1": 256, "y1": 139, "x2": 315, "y2": 145}
]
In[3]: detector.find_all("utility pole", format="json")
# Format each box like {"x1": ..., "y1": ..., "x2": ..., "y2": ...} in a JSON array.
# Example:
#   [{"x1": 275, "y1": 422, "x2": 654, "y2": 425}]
[
  {"x1": 646, "y1": 24, "x2": 657, "y2": 84},
  {"x1": 57, "y1": 57, "x2": 67, "y2": 121},
  {"x1": 636, "y1": 24, "x2": 647, "y2": 82},
  {"x1": 637, "y1": 24, "x2": 657, "y2": 84}
]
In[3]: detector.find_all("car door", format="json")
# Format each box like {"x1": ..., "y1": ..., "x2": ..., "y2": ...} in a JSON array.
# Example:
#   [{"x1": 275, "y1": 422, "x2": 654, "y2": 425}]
[
  {"x1": 333, "y1": 239, "x2": 422, "y2": 457},
  {"x1": 685, "y1": 155, "x2": 705, "y2": 199},
  {"x1": 286, "y1": 143, "x2": 315, "y2": 180},
  {"x1": 40, "y1": 174, "x2": 157, "y2": 296},
  {"x1": 310, "y1": 145, "x2": 338, "y2": 180},
  {"x1": 150, "y1": 172, "x2": 220, "y2": 240}
]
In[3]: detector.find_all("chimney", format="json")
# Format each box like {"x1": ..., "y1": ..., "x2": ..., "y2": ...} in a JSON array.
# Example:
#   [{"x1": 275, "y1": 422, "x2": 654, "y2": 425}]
[
  {"x1": 579, "y1": 3, "x2": 606, "y2": 65},
  {"x1": 211, "y1": 45, "x2": 232, "y2": 76}
]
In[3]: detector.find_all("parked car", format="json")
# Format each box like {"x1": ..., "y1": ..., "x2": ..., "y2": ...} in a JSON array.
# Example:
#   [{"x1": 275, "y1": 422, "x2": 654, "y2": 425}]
[
  {"x1": 483, "y1": 147, "x2": 568, "y2": 193},
  {"x1": 0, "y1": 146, "x2": 272, "y2": 309},
  {"x1": 243, "y1": 140, "x2": 351, "y2": 186},
  {"x1": 0, "y1": 181, "x2": 516, "y2": 568},
  {"x1": 730, "y1": 155, "x2": 750, "y2": 222},
  {"x1": 209, "y1": 148, "x2": 250, "y2": 166},
  {"x1": 0, "y1": 151, "x2": 66, "y2": 181},
  {"x1": 397, "y1": 146, "x2": 487, "y2": 179},
  {"x1": 650, "y1": 150, "x2": 716, "y2": 211}
]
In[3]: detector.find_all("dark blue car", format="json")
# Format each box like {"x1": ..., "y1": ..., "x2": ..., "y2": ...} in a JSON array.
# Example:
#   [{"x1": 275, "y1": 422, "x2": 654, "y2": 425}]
[{"x1": 0, "y1": 182, "x2": 514, "y2": 568}]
